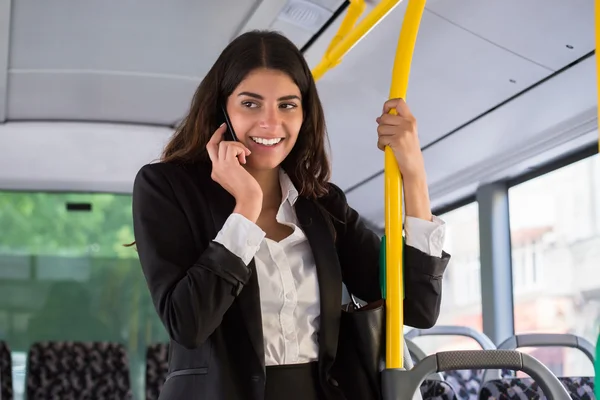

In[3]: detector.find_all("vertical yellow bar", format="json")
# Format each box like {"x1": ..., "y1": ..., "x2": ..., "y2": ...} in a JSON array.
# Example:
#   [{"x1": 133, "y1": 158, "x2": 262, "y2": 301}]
[{"x1": 385, "y1": 0, "x2": 427, "y2": 369}]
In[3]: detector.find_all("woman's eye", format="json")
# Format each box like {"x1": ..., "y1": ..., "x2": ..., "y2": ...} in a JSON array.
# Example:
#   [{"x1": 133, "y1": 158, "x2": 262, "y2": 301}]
[
  {"x1": 242, "y1": 101, "x2": 258, "y2": 108},
  {"x1": 280, "y1": 103, "x2": 297, "y2": 109}
]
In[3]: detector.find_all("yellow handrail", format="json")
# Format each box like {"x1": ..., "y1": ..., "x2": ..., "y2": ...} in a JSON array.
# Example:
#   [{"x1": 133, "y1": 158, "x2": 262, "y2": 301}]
[
  {"x1": 310, "y1": 0, "x2": 426, "y2": 370},
  {"x1": 323, "y1": 0, "x2": 366, "y2": 69},
  {"x1": 385, "y1": 0, "x2": 427, "y2": 369},
  {"x1": 312, "y1": 0, "x2": 403, "y2": 81}
]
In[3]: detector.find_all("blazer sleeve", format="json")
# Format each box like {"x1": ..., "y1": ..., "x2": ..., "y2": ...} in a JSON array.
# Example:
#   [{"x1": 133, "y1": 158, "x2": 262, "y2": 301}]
[
  {"x1": 132, "y1": 164, "x2": 252, "y2": 349},
  {"x1": 323, "y1": 183, "x2": 451, "y2": 329}
]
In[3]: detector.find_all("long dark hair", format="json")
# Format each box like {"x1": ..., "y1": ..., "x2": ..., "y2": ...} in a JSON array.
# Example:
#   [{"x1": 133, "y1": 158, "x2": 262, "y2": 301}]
[{"x1": 162, "y1": 30, "x2": 331, "y2": 199}]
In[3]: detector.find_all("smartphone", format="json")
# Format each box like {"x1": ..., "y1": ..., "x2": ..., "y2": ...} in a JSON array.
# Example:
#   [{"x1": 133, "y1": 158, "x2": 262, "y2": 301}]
[{"x1": 220, "y1": 104, "x2": 238, "y2": 142}]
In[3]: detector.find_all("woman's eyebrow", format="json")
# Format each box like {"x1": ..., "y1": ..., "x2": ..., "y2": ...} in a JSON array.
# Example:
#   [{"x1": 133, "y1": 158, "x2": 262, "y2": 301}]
[{"x1": 238, "y1": 92, "x2": 301, "y2": 101}]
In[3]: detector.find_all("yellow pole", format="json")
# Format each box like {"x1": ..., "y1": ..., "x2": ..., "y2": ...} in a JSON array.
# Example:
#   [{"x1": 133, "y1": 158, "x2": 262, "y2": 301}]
[
  {"x1": 596, "y1": 0, "x2": 600, "y2": 153},
  {"x1": 309, "y1": 0, "x2": 427, "y2": 370},
  {"x1": 385, "y1": 0, "x2": 427, "y2": 369},
  {"x1": 312, "y1": 0, "x2": 403, "y2": 81},
  {"x1": 323, "y1": 0, "x2": 366, "y2": 68}
]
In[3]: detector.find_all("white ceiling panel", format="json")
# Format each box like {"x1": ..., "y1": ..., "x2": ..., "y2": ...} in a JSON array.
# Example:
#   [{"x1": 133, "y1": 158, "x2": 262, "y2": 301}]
[
  {"x1": 346, "y1": 55, "x2": 598, "y2": 225},
  {"x1": 7, "y1": 71, "x2": 198, "y2": 125},
  {"x1": 0, "y1": 122, "x2": 172, "y2": 193},
  {"x1": 270, "y1": 18, "x2": 314, "y2": 48},
  {"x1": 424, "y1": 55, "x2": 598, "y2": 197},
  {"x1": 314, "y1": 3, "x2": 551, "y2": 190},
  {"x1": 240, "y1": 0, "x2": 346, "y2": 48},
  {"x1": 7, "y1": 0, "x2": 259, "y2": 125},
  {"x1": 9, "y1": 0, "x2": 259, "y2": 75},
  {"x1": 426, "y1": 0, "x2": 594, "y2": 71},
  {"x1": 311, "y1": 0, "x2": 347, "y2": 12}
]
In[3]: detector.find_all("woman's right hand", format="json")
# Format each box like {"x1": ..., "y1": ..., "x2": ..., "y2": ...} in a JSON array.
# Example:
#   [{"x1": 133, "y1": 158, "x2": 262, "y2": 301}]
[{"x1": 206, "y1": 123, "x2": 263, "y2": 222}]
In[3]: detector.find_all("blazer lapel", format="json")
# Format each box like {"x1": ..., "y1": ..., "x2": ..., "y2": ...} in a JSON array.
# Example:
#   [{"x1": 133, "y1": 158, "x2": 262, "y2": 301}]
[
  {"x1": 236, "y1": 260, "x2": 265, "y2": 371},
  {"x1": 295, "y1": 197, "x2": 342, "y2": 374},
  {"x1": 197, "y1": 167, "x2": 266, "y2": 371}
]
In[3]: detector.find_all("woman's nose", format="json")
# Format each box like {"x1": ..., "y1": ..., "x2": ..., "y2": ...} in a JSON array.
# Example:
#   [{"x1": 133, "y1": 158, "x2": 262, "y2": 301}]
[{"x1": 258, "y1": 108, "x2": 280, "y2": 130}]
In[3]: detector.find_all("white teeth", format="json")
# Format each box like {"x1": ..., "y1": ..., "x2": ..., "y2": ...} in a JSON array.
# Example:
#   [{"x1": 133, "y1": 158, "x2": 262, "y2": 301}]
[{"x1": 251, "y1": 137, "x2": 282, "y2": 146}]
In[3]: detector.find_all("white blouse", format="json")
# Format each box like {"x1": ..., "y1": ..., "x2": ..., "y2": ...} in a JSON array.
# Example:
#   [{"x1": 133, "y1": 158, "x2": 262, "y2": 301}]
[{"x1": 215, "y1": 171, "x2": 446, "y2": 366}]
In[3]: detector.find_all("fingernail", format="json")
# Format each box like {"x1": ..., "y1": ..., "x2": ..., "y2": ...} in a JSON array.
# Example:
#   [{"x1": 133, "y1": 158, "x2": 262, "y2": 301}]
[{"x1": 220, "y1": 122, "x2": 225, "y2": 127}]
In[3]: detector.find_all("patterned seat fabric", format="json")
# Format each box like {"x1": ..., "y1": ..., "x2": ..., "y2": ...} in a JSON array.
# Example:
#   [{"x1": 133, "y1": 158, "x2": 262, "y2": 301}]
[
  {"x1": 409, "y1": 351, "x2": 482, "y2": 400},
  {"x1": 421, "y1": 379, "x2": 459, "y2": 400},
  {"x1": 479, "y1": 377, "x2": 595, "y2": 400},
  {"x1": 26, "y1": 341, "x2": 132, "y2": 400},
  {"x1": 145, "y1": 343, "x2": 169, "y2": 400},
  {"x1": 559, "y1": 377, "x2": 596, "y2": 400},
  {"x1": 444, "y1": 369, "x2": 484, "y2": 400},
  {"x1": 0, "y1": 341, "x2": 13, "y2": 400}
]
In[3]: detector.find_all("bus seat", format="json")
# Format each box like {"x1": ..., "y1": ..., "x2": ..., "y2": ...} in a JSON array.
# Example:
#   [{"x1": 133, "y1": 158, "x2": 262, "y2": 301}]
[
  {"x1": 444, "y1": 369, "x2": 483, "y2": 400},
  {"x1": 146, "y1": 343, "x2": 169, "y2": 400},
  {"x1": 479, "y1": 376, "x2": 595, "y2": 400},
  {"x1": 483, "y1": 333, "x2": 596, "y2": 382},
  {"x1": 406, "y1": 336, "x2": 485, "y2": 400},
  {"x1": 406, "y1": 326, "x2": 497, "y2": 400},
  {"x1": 559, "y1": 377, "x2": 596, "y2": 399},
  {"x1": 383, "y1": 350, "x2": 571, "y2": 400},
  {"x1": 25, "y1": 341, "x2": 132, "y2": 399},
  {"x1": 420, "y1": 379, "x2": 459, "y2": 400},
  {"x1": 479, "y1": 377, "x2": 545, "y2": 400},
  {"x1": 480, "y1": 333, "x2": 596, "y2": 399},
  {"x1": 0, "y1": 341, "x2": 13, "y2": 400}
]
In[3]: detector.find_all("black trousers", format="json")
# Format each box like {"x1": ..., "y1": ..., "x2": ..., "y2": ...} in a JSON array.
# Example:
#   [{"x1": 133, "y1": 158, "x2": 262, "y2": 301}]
[{"x1": 265, "y1": 362, "x2": 323, "y2": 400}]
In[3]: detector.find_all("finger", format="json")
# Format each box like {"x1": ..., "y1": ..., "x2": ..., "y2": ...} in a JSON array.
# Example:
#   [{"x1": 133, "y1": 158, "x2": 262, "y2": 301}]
[
  {"x1": 377, "y1": 120, "x2": 417, "y2": 137},
  {"x1": 208, "y1": 123, "x2": 227, "y2": 146},
  {"x1": 218, "y1": 140, "x2": 248, "y2": 162},
  {"x1": 234, "y1": 144, "x2": 247, "y2": 164},
  {"x1": 218, "y1": 140, "x2": 229, "y2": 161},
  {"x1": 225, "y1": 142, "x2": 248, "y2": 164},
  {"x1": 226, "y1": 141, "x2": 251, "y2": 159},
  {"x1": 376, "y1": 113, "x2": 404, "y2": 126},
  {"x1": 207, "y1": 123, "x2": 227, "y2": 161},
  {"x1": 222, "y1": 139, "x2": 252, "y2": 156},
  {"x1": 377, "y1": 137, "x2": 391, "y2": 151},
  {"x1": 206, "y1": 142, "x2": 217, "y2": 163},
  {"x1": 377, "y1": 124, "x2": 399, "y2": 137},
  {"x1": 383, "y1": 98, "x2": 412, "y2": 117}
]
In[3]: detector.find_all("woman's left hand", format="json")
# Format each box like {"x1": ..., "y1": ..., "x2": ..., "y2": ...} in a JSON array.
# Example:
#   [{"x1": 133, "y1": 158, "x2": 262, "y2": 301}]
[{"x1": 376, "y1": 98, "x2": 426, "y2": 182}]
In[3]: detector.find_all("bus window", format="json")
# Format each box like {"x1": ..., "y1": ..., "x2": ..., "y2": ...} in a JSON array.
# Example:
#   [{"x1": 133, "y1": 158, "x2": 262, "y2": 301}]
[
  {"x1": 509, "y1": 153, "x2": 600, "y2": 377},
  {"x1": 0, "y1": 191, "x2": 169, "y2": 399},
  {"x1": 407, "y1": 202, "x2": 483, "y2": 354}
]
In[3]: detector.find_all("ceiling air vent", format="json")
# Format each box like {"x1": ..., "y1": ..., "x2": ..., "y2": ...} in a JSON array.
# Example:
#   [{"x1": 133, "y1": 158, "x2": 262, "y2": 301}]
[{"x1": 278, "y1": 0, "x2": 332, "y2": 31}]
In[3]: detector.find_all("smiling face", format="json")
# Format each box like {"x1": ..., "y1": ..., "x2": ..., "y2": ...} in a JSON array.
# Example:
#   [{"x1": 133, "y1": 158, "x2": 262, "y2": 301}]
[{"x1": 225, "y1": 68, "x2": 303, "y2": 172}]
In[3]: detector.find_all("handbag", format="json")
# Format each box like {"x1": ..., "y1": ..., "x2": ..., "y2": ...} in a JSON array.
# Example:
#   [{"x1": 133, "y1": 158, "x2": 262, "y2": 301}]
[
  {"x1": 314, "y1": 200, "x2": 387, "y2": 399},
  {"x1": 330, "y1": 293, "x2": 386, "y2": 400}
]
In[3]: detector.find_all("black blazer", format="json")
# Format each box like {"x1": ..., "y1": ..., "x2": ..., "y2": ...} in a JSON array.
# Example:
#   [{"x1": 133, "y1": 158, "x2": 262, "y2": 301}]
[{"x1": 132, "y1": 162, "x2": 450, "y2": 400}]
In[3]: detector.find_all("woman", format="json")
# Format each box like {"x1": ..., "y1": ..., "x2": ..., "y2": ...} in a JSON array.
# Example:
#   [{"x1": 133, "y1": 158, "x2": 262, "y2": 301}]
[{"x1": 132, "y1": 30, "x2": 450, "y2": 400}]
